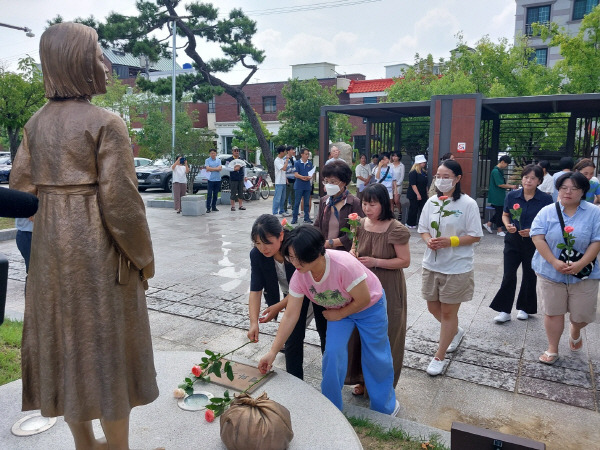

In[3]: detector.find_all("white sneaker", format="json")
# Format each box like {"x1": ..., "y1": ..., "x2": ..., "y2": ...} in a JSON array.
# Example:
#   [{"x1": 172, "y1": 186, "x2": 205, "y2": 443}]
[
  {"x1": 426, "y1": 357, "x2": 446, "y2": 376},
  {"x1": 446, "y1": 326, "x2": 465, "y2": 353},
  {"x1": 280, "y1": 212, "x2": 290, "y2": 217},
  {"x1": 391, "y1": 399, "x2": 400, "y2": 417},
  {"x1": 483, "y1": 223, "x2": 493, "y2": 234},
  {"x1": 493, "y1": 312, "x2": 511, "y2": 323},
  {"x1": 497, "y1": 231, "x2": 506, "y2": 237},
  {"x1": 517, "y1": 310, "x2": 529, "y2": 320}
]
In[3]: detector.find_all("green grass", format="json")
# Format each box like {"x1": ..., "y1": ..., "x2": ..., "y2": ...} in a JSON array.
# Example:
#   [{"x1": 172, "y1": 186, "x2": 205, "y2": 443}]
[
  {"x1": 0, "y1": 217, "x2": 16, "y2": 230},
  {"x1": 347, "y1": 416, "x2": 449, "y2": 450},
  {"x1": 0, "y1": 319, "x2": 23, "y2": 386}
]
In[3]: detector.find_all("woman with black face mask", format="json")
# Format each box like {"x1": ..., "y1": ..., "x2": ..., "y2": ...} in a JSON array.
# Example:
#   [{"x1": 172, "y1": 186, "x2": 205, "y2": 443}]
[{"x1": 314, "y1": 160, "x2": 364, "y2": 251}]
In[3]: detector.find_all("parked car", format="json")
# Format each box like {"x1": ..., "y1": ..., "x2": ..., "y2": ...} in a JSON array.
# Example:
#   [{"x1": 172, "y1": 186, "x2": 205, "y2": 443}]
[
  {"x1": 0, "y1": 156, "x2": 11, "y2": 183},
  {"x1": 135, "y1": 159, "x2": 203, "y2": 193},
  {"x1": 194, "y1": 154, "x2": 265, "y2": 191},
  {"x1": 134, "y1": 157, "x2": 152, "y2": 167}
]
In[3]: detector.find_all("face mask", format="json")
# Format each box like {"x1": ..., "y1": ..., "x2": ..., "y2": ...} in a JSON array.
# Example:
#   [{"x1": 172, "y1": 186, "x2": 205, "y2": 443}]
[
  {"x1": 325, "y1": 183, "x2": 341, "y2": 196},
  {"x1": 435, "y1": 178, "x2": 454, "y2": 192}
]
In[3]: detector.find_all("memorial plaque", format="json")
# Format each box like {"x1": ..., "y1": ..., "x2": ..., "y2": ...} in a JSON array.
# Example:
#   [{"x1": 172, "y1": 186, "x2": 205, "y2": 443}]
[
  {"x1": 207, "y1": 359, "x2": 275, "y2": 394},
  {"x1": 451, "y1": 422, "x2": 545, "y2": 449}
]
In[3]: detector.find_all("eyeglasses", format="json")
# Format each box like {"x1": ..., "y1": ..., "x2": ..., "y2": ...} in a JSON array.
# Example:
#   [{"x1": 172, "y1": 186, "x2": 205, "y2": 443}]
[
  {"x1": 322, "y1": 179, "x2": 343, "y2": 186},
  {"x1": 284, "y1": 255, "x2": 300, "y2": 264},
  {"x1": 559, "y1": 186, "x2": 582, "y2": 192}
]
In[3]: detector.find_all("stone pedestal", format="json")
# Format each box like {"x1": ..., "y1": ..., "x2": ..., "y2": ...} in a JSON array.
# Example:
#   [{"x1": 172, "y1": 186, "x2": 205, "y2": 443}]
[
  {"x1": 147, "y1": 199, "x2": 174, "y2": 209},
  {"x1": 181, "y1": 195, "x2": 206, "y2": 216}
]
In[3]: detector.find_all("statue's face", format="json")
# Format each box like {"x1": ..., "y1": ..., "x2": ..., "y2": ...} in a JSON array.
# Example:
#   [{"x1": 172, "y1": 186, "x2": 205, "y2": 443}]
[{"x1": 94, "y1": 43, "x2": 108, "y2": 95}]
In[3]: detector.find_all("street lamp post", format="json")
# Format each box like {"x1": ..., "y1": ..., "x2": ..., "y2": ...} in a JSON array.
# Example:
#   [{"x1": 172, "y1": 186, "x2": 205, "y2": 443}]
[{"x1": 0, "y1": 22, "x2": 35, "y2": 37}]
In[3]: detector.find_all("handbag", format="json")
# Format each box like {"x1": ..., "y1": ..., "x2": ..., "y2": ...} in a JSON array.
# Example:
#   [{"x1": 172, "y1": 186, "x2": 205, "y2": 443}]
[{"x1": 555, "y1": 202, "x2": 595, "y2": 279}]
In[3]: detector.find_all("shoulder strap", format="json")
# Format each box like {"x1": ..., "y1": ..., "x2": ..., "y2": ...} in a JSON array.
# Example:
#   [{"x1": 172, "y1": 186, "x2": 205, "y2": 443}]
[
  {"x1": 555, "y1": 202, "x2": 568, "y2": 245},
  {"x1": 378, "y1": 166, "x2": 391, "y2": 183}
]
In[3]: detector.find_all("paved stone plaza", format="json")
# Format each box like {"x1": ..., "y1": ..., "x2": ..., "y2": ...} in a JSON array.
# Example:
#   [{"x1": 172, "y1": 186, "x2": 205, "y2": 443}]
[{"x1": 2, "y1": 192, "x2": 600, "y2": 448}]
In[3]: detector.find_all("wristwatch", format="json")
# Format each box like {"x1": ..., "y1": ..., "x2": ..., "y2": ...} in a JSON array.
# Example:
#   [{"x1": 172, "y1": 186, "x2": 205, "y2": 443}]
[{"x1": 328, "y1": 239, "x2": 334, "y2": 247}]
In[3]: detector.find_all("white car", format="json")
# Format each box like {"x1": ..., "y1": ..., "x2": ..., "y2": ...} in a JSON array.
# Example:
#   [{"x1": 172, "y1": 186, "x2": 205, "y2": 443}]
[
  {"x1": 134, "y1": 157, "x2": 152, "y2": 167},
  {"x1": 194, "y1": 154, "x2": 265, "y2": 191}
]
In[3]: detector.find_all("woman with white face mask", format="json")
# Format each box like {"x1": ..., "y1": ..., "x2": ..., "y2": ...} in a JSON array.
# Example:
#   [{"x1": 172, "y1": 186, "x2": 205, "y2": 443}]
[
  {"x1": 418, "y1": 159, "x2": 484, "y2": 376},
  {"x1": 315, "y1": 160, "x2": 364, "y2": 251}
]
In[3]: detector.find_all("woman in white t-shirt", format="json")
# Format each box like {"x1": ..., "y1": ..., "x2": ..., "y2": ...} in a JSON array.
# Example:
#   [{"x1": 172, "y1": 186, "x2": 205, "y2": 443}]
[
  {"x1": 418, "y1": 160, "x2": 483, "y2": 376},
  {"x1": 374, "y1": 152, "x2": 395, "y2": 202},
  {"x1": 390, "y1": 151, "x2": 405, "y2": 216},
  {"x1": 355, "y1": 154, "x2": 371, "y2": 201},
  {"x1": 171, "y1": 156, "x2": 190, "y2": 213},
  {"x1": 537, "y1": 160, "x2": 554, "y2": 195}
]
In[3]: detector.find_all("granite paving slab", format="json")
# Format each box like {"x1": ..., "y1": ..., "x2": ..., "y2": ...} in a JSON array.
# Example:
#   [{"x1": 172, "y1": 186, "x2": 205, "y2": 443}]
[
  {"x1": 592, "y1": 361, "x2": 600, "y2": 391},
  {"x1": 403, "y1": 350, "x2": 450, "y2": 373},
  {"x1": 147, "y1": 289, "x2": 191, "y2": 303},
  {"x1": 518, "y1": 376, "x2": 596, "y2": 410},
  {"x1": 160, "y1": 302, "x2": 208, "y2": 318},
  {"x1": 146, "y1": 297, "x2": 175, "y2": 311},
  {"x1": 404, "y1": 335, "x2": 441, "y2": 356},
  {"x1": 198, "y1": 310, "x2": 245, "y2": 327},
  {"x1": 182, "y1": 295, "x2": 225, "y2": 310},
  {"x1": 168, "y1": 283, "x2": 210, "y2": 295},
  {"x1": 521, "y1": 347, "x2": 591, "y2": 372},
  {"x1": 452, "y1": 347, "x2": 519, "y2": 374},
  {"x1": 445, "y1": 361, "x2": 517, "y2": 391},
  {"x1": 218, "y1": 300, "x2": 250, "y2": 315},
  {"x1": 520, "y1": 360, "x2": 593, "y2": 389}
]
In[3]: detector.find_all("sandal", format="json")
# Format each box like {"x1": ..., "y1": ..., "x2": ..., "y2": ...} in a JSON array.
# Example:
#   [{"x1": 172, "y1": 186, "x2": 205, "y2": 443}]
[
  {"x1": 351, "y1": 384, "x2": 365, "y2": 396},
  {"x1": 239, "y1": 206, "x2": 246, "y2": 210},
  {"x1": 569, "y1": 334, "x2": 583, "y2": 352},
  {"x1": 539, "y1": 351, "x2": 559, "y2": 365},
  {"x1": 231, "y1": 206, "x2": 236, "y2": 211}
]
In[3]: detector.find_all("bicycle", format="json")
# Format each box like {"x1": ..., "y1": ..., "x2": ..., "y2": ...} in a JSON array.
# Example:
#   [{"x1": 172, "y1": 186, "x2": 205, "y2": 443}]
[{"x1": 243, "y1": 171, "x2": 271, "y2": 201}]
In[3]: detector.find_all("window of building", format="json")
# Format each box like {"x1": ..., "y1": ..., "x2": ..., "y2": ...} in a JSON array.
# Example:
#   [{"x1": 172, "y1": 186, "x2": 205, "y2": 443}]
[
  {"x1": 263, "y1": 96, "x2": 276, "y2": 114},
  {"x1": 573, "y1": 0, "x2": 599, "y2": 20},
  {"x1": 207, "y1": 97, "x2": 215, "y2": 114},
  {"x1": 526, "y1": 5, "x2": 551, "y2": 36},
  {"x1": 529, "y1": 47, "x2": 548, "y2": 66},
  {"x1": 363, "y1": 97, "x2": 377, "y2": 104}
]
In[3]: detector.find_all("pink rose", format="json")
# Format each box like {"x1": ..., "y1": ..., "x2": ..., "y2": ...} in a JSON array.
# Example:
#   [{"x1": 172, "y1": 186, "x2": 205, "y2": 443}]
[
  {"x1": 348, "y1": 213, "x2": 359, "y2": 221},
  {"x1": 173, "y1": 388, "x2": 186, "y2": 399},
  {"x1": 205, "y1": 409, "x2": 215, "y2": 423},
  {"x1": 191, "y1": 365, "x2": 202, "y2": 377},
  {"x1": 438, "y1": 196, "x2": 448, "y2": 201},
  {"x1": 513, "y1": 203, "x2": 521, "y2": 210},
  {"x1": 564, "y1": 226, "x2": 574, "y2": 233},
  {"x1": 281, "y1": 218, "x2": 287, "y2": 226}
]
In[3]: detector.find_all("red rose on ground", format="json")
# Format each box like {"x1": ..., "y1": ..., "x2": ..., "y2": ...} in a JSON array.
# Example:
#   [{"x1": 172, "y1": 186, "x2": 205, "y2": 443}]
[
  {"x1": 438, "y1": 196, "x2": 448, "y2": 201},
  {"x1": 348, "y1": 213, "x2": 359, "y2": 221},
  {"x1": 564, "y1": 226, "x2": 574, "y2": 233},
  {"x1": 513, "y1": 203, "x2": 521, "y2": 210},
  {"x1": 281, "y1": 218, "x2": 287, "y2": 226},
  {"x1": 205, "y1": 409, "x2": 215, "y2": 422},
  {"x1": 191, "y1": 365, "x2": 202, "y2": 377}
]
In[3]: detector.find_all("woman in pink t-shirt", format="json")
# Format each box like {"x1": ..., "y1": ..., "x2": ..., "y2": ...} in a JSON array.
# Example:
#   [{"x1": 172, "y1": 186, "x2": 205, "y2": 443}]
[{"x1": 258, "y1": 226, "x2": 399, "y2": 416}]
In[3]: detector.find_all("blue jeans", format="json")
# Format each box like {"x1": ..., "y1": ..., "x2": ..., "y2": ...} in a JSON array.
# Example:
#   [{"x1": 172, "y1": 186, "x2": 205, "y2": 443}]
[
  {"x1": 16, "y1": 230, "x2": 32, "y2": 273},
  {"x1": 321, "y1": 294, "x2": 396, "y2": 414},
  {"x1": 272, "y1": 184, "x2": 286, "y2": 214},
  {"x1": 293, "y1": 189, "x2": 311, "y2": 221},
  {"x1": 206, "y1": 180, "x2": 221, "y2": 210}
]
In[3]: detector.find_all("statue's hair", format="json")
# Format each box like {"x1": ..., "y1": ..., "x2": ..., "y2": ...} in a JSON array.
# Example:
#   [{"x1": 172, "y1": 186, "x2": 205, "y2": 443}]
[{"x1": 40, "y1": 22, "x2": 105, "y2": 100}]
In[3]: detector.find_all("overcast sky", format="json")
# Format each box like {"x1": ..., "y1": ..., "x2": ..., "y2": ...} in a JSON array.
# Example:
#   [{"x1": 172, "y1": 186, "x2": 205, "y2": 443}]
[{"x1": 1, "y1": 0, "x2": 516, "y2": 84}]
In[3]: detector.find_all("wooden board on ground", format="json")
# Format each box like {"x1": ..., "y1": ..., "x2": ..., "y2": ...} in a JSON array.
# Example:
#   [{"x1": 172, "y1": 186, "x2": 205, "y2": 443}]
[{"x1": 208, "y1": 360, "x2": 275, "y2": 394}]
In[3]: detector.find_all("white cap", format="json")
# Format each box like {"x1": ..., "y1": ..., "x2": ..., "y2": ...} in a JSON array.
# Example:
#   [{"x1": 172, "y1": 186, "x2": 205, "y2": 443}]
[{"x1": 415, "y1": 155, "x2": 426, "y2": 164}]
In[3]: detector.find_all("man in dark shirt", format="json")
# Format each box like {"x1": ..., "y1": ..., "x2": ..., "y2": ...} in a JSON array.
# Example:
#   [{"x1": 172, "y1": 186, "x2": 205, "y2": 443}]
[
  {"x1": 484, "y1": 155, "x2": 517, "y2": 236},
  {"x1": 292, "y1": 148, "x2": 314, "y2": 224},
  {"x1": 284, "y1": 145, "x2": 296, "y2": 215},
  {"x1": 226, "y1": 147, "x2": 246, "y2": 211}
]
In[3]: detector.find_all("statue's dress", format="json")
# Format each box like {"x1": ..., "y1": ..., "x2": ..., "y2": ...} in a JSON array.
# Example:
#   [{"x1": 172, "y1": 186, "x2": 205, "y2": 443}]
[{"x1": 10, "y1": 99, "x2": 159, "y2": 422}]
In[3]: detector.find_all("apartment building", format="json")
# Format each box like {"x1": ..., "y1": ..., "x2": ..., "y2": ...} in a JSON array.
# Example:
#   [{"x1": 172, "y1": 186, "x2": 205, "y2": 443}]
[{"x1": 515, "y1": 0, "x2": 599, "y2": 67}]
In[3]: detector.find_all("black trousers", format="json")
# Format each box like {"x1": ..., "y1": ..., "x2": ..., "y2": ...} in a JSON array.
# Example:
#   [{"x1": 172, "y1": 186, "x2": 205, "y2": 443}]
[
  {"x1": 407, "y1": 195, "x2": 426, "y2": 226},
  {"x1": 489, "y1": 234, "x2": 538, "y2": 314},
  {"x1": 490, "y1": 205, "x2": 504, "y2": 229},
  {"x1": 284, "y1": 297, "x2": 327, "y2": 379}
]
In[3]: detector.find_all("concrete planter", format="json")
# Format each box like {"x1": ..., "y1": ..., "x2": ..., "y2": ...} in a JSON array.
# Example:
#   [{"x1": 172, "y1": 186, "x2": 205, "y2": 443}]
[
  {"x1": 219, "y1": 192, "x2": 231, "y2": 205},
  {"x1": 181, "y1": 195, "x2": 206, "y2": 216},
  {"x1": 147, "y1": 199, "x2": 174, "y2": 209}
]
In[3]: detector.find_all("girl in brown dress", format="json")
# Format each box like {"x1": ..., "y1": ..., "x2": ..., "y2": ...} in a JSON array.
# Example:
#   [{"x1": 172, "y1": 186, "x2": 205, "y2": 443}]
[
  {"x1": 347, "y1": 183, "x2": 410, "y2": 394},
  {"x1": 10, "y1": 23, "x2": 158, "y2": 449}
]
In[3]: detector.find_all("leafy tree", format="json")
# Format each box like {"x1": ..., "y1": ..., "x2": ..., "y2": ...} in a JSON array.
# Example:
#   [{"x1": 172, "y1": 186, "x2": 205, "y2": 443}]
[
  {"x1": 0, "y1": 57, "x2": 46, "y2": 160},
  {"x1": 277, "y1": 78, "x2": 354, "y2": 150},
  {"x1": 51, "y1": 1, "x2": 274, "y2": 178},
  {"x1": 232, "y1": 109, "x2": 272, "y2": 167},
  {"x1": 536, "y1": 5, "x2": 600, "y2": 93}
]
